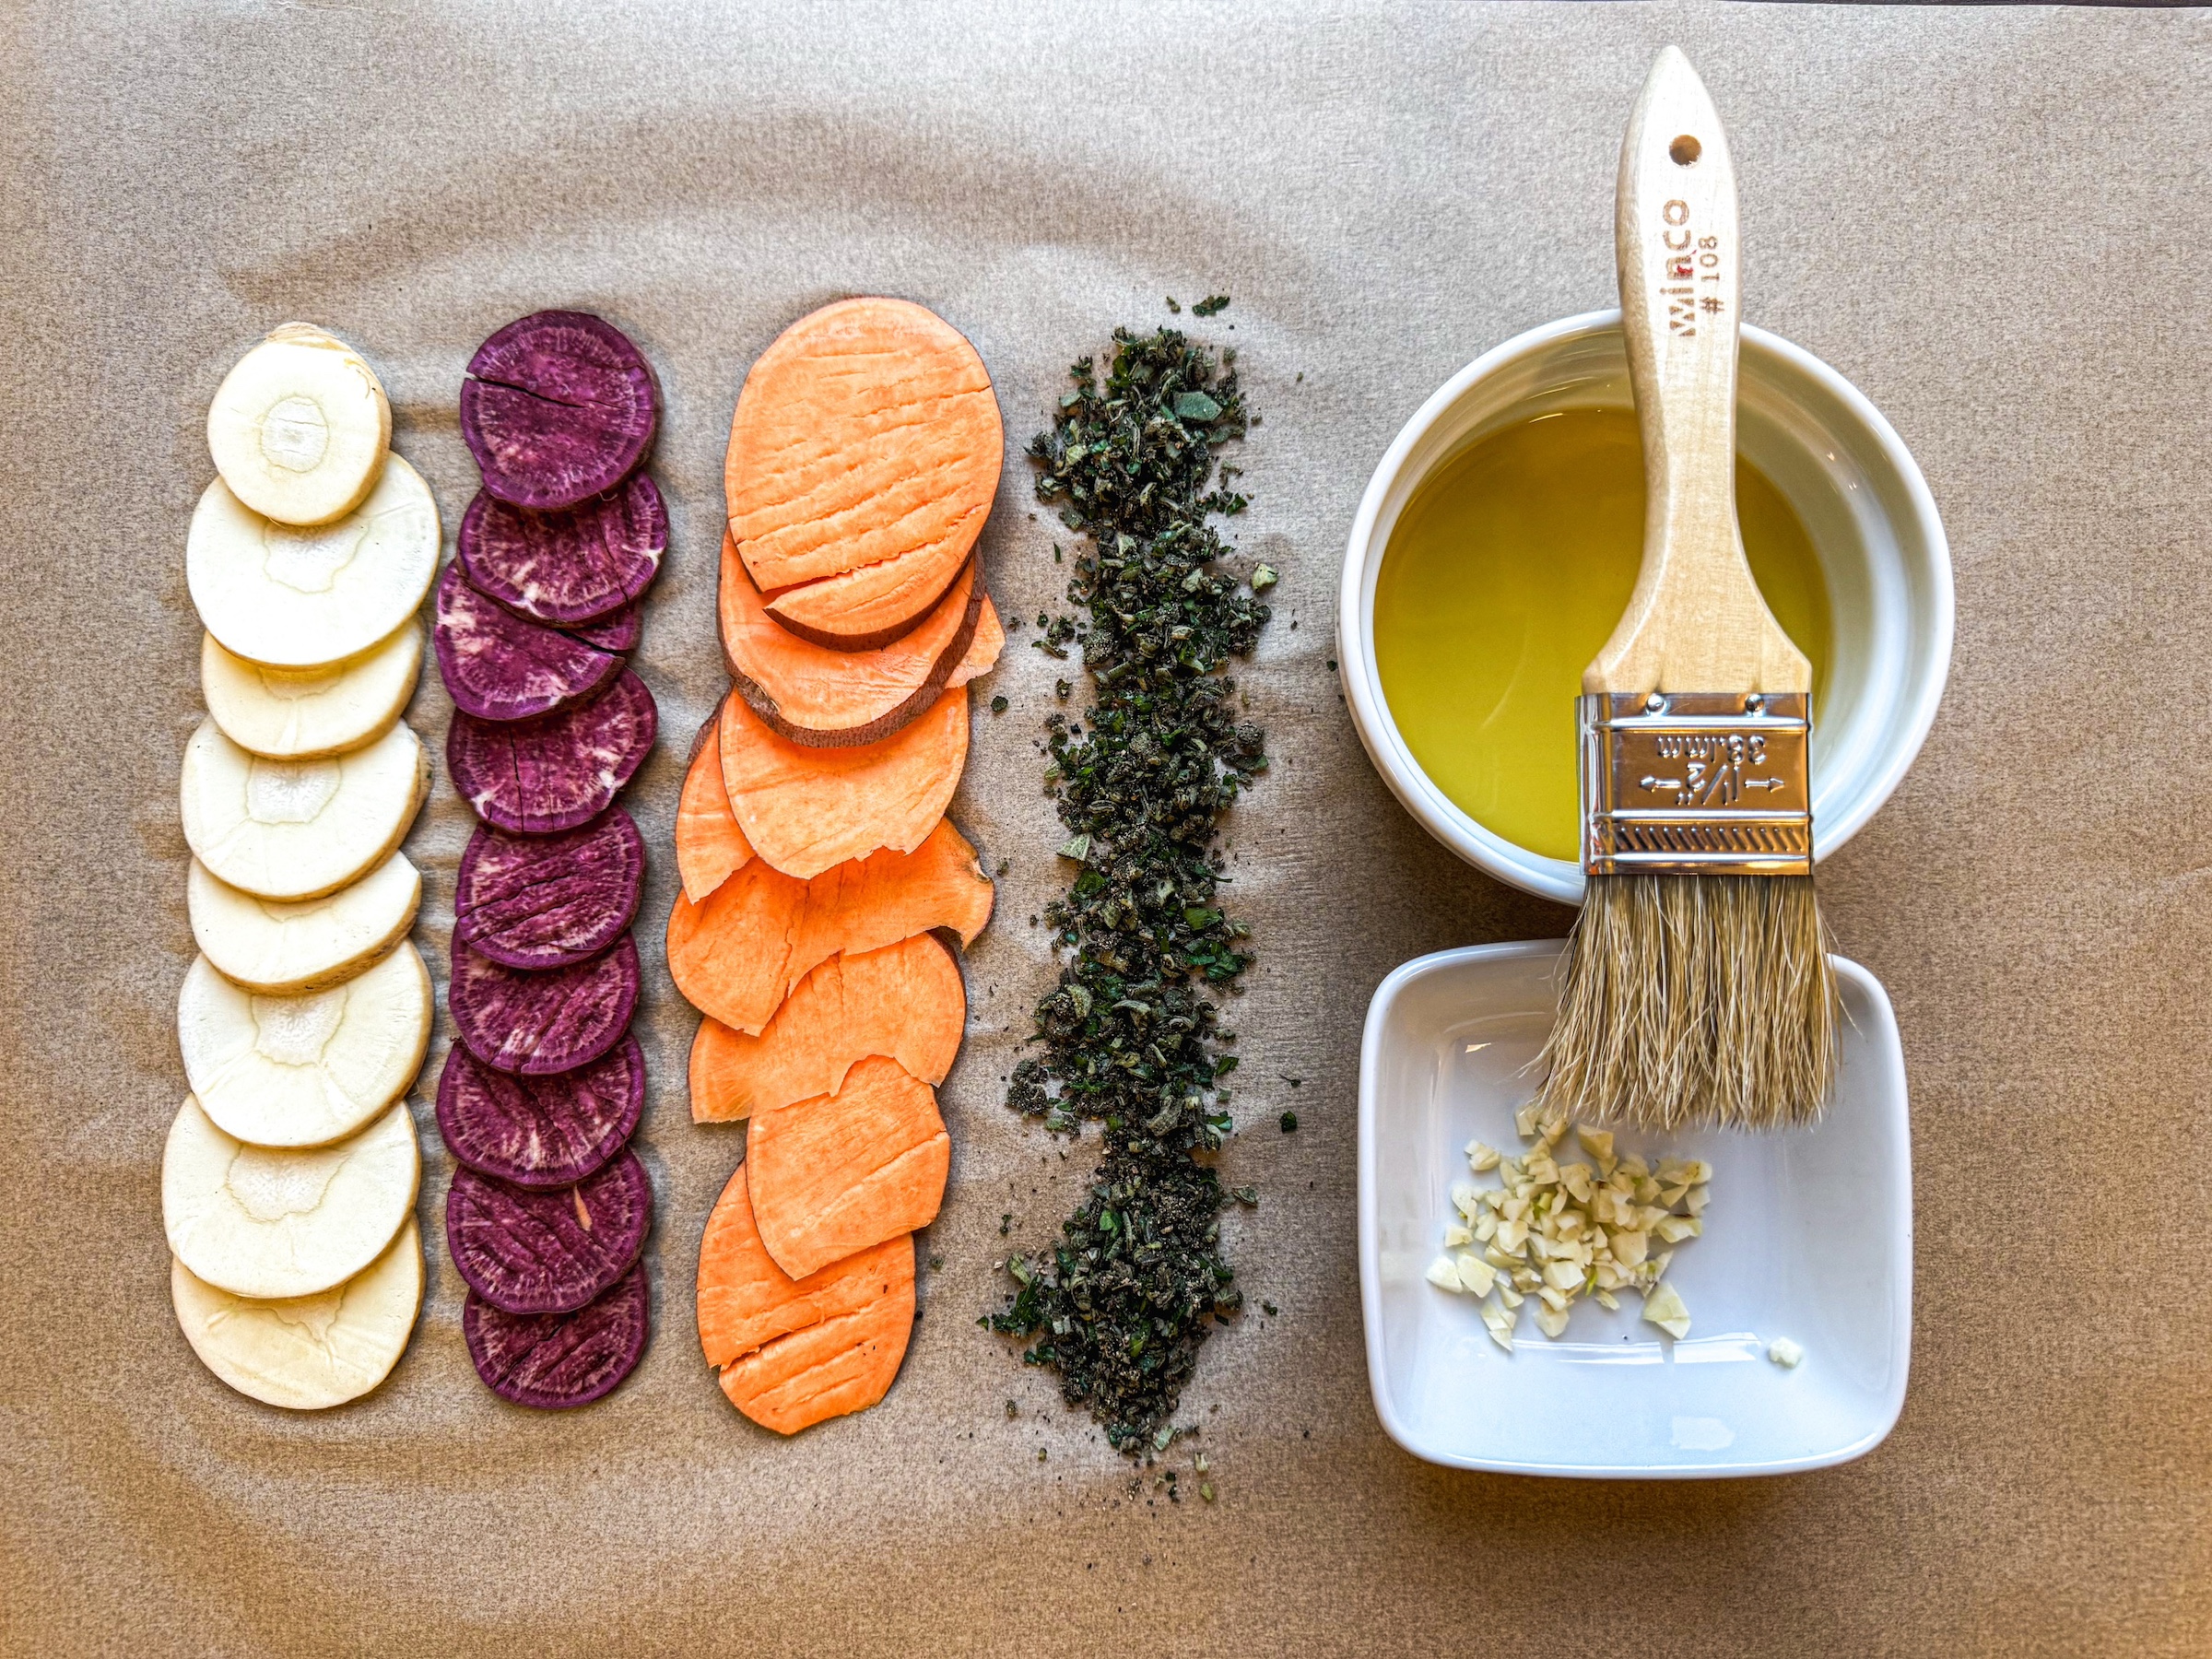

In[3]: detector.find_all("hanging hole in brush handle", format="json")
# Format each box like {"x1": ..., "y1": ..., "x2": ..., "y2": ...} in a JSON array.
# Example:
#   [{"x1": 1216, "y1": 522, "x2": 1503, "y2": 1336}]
[{"x1": 1586, "y1": 46, "x2": 1809, "y2": 698}]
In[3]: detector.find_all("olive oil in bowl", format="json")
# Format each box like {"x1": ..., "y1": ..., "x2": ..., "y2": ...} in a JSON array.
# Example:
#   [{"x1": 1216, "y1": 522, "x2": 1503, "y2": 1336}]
[{"x1": 1372, "y1": 406, "x2": 1831, "y2": 863}]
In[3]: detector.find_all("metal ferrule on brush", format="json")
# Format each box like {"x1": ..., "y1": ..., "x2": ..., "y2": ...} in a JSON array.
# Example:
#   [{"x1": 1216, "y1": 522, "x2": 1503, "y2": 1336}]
[{"x1": 1579, "y1": 690, "x2": 1812, "y2": 877}]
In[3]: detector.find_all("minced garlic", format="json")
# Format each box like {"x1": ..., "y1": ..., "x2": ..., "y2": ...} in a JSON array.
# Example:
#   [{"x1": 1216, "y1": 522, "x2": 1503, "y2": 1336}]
[{"x1": 1425, "y1": 1105, "x2": 1711, "y2": 1351}]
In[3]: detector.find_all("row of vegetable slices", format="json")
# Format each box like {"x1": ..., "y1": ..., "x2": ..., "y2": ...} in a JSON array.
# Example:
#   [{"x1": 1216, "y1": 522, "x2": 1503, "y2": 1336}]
[
  {"x1": 430, "y1": 312, "x2": 665, "y2": 1408},
  {"x1": 169, "y1": 326, "x2": 436, "y2": 1409},
  {"x1": 673, "y1": 297, "x2": 1005, "y2": 1433}
]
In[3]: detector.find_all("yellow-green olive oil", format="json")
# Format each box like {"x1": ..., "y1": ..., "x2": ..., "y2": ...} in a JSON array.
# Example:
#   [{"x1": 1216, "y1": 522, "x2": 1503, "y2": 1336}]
[{"x1": 1373, "y1": 406, "x2": 1832, "y2": 862}]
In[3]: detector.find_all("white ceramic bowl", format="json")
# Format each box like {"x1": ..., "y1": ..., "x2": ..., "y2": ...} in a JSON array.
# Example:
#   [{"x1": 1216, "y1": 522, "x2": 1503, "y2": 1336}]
[
  {"x1": 1359, "y1": 941, "x2": 1912, "y2": 1477},
  {"x1": 1337, "y1": 310, "x2": 1953, "y2": 905}
]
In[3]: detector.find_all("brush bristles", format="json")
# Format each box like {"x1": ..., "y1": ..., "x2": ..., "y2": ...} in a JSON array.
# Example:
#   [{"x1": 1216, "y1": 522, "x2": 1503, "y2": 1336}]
[{"x1": 1535, "y1": 874, "x2": 1839, "y2": 1132}]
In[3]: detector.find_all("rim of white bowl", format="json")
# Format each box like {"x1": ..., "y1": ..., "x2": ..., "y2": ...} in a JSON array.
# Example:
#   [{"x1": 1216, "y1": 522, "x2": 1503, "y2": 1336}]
[{"x1": 1336, "y1": 308, "x2": 1953, "y2": 907}]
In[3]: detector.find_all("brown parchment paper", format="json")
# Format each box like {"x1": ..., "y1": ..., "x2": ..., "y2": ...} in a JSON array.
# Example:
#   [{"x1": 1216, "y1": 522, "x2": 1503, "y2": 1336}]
[{"x1": 4, "y1": 3, "x2": 2209, "y2": 1653}]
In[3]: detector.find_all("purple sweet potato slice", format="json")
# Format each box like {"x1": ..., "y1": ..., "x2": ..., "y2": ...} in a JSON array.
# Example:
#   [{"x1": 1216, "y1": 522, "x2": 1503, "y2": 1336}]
[
  {"x1": 460, "y1": 311, "x2": 658, "y2": 512},
  {"x1": 436, "y1": 1035, "x2": 643, "y2": 1190},
  {"x1": 447, "y1": 669, "x2": 657, "y2": 836},
  {"x1": 456, "y1": 473, "x2": 666, "y2": 626},
  {"x1": 454, "y1": 809, "x2": 645, "y2": 970},
  {"x1": 564, "y1": 598, "x2": 641, "y2": 653},
  {"x1": 464, "y1": 1261, "x2": 649, "y2": 1408},
  {"x1": 433, "y1": 562, "x2": 624, "y2": 724},
  {"x1": 446, "y1": 1150, "x2": 652, "y2": 1315},
  {"x1": 448, "y1": 935, "x2": 639, "y2": 1077}
]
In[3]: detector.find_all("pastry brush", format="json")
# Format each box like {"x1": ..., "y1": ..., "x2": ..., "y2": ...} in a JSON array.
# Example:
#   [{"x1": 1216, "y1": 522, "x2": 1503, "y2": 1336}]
[{"x1": 1535, "y1": 46, "x2": 1838, "y2": 1132}]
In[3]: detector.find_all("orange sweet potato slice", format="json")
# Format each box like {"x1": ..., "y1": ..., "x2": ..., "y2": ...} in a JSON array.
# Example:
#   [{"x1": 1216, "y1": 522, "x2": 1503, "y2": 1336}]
[
  {"x1": 763, "y1": 544, "x2": 975, "y2": 653},
  {"x1": 697, "y1": 1163, "x2": 912, "y2": 1366},
  {"x1": 720, "y1": 535, "x2": 996, "y2": 747},
  {"x1": 717, "y1": 1271, "x2": 915, "y2": 1435},
  {"x1": 677, "y1": 710, "x2": 754, "y2": 903},
  {"x1": 747, "y1": 1054, "x2": 950, "y2": 1279},
  {"x1": 697, "y1": 1165, "x2": 914, "y2": 1434},
  {"x1": 690, "y1": 933, "x2": 964, "y2": 1123},
  {"x1": 665, "y1": 817, "x2": 994, "y2": 1034},
  {"x1": 717, "y1": 686, "x2": 967, "y2": 879},
  {"x1": 725, "y1": 297, "x2": 1002, "y2": 650}
]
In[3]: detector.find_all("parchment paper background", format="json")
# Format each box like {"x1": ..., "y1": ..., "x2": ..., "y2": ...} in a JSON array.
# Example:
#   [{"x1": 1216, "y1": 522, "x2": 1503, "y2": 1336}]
[{"x1": 4, "y1": 3, "x2": 2208, "y2": 1653}]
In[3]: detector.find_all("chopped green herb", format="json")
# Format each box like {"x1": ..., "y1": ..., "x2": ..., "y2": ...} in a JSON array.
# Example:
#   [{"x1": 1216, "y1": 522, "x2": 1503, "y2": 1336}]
[
  {"x1": 1193, "y1": 294, "x2": 1230, "y2": 317},
  {"x1": 989, "y1": 324, "x2": 1271, "y2": 1455},
  {"x1": 991, "y1": 695, "x2": 1008, "y2": 714},
  {"x1": 1279, "y1": 1111, "x2": 1298, "y2": 1133}
]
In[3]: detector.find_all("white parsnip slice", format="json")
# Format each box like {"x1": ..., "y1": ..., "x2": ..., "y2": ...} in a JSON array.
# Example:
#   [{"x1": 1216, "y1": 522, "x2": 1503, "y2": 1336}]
[
  {"x1": 178, "y1": 944, "x2": 430, "y2": 1147},
  {"x1": 163, "y1": 1093, "x2": 419, "y2": 1299},
  {"x1": 206, "y1": 324, "x2": 392, "y2": 526},
  {"x1": 188, "y1": 853, "x2": 420, "y2": 995},
  {"x1": 188, "y1": 456, "x2": 438, "y2": 669},
  {"x1": 180, "y1": 716, "x2": 427, "y2": 900},
  {"x1": 171, "y1": 1218, "x2": 422, "y2": 1410},
  {"x1": 200, "y1": 622, "x2": 421, "y2": 759}
]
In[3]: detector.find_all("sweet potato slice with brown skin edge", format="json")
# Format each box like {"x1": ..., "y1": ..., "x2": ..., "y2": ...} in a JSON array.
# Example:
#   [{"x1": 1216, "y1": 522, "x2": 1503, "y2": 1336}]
[
  {"x1": 726, "y1": 297, "x2": 1001, "y2": 605},
  {"x1": 761, "y1": 533, "x2": 980, "y2": 651},
  {"x1": 665, "y1": 818, "x2": 993, "y2": 1034},
  {"x1": 716, "y1": 1267, "x2": 915, "y2": 1435},
  {"x1": 690, "y1": 934, "x2": 964, "y2": 1123},
  {"x1": 717, "y1": 687, "x2": 967, "y2": 879},
  {"x1": 696, "y1": 1164, "x2": 911, "y2": 1367},
  {"x1": 677, "y1": 710, "x2": 753, "y2": 904},
  {"x1": 747, "y1": 1054, "x2": 950, "y2": 1280},
  {"x1": 721, "y1": 534, "x2": 985, "y2": 747}
]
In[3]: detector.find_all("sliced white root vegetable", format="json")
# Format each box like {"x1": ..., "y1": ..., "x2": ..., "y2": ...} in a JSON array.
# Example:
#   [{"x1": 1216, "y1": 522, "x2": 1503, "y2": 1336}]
[
  {"x1": 181, "y1": 716, "x2": 427, "y2": 901},
  {"x1": 206, "y1": 324, "x2": 392, "y2": 526},
  {"x1": 171, "y1": 1218, "x2": 422, "y2": 1410},
  {"x1": 201, "y1": 622, "x2": 422, "y2": 759},
  {"x1": 188, "y1": 853, "x2": 420, "y2": 995},
  {"x1": 163, "y1": 1093, "x2": 419, "y2": 1299},
  {"x1": 187, "y1": 455, "x2": 438, "y2": 669},
  {"x1": 179, "y1": 944, "x2": 431, "y2": 1147}
]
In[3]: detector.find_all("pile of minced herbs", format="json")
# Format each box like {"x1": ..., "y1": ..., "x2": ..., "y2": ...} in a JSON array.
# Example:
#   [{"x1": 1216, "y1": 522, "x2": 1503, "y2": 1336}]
[{"x1": 985, "y1": 311, "x2": 1272, "y2": 1455}]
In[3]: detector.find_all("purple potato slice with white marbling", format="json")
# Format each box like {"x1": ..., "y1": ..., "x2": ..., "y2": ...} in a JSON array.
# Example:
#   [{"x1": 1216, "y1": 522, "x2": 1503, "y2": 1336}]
[
  {"x1": 446, "y1": 1150, "x2": 651, "y2": 1315},
  {"x1": 456, "y1": 473, "x2": 665, "y2": 626},
  {"x1": 447, "y1": 669, "x2": 656, "y2": 836},
  {"x1": 436, "y1": 1037, "x2": 642, "y2": 1189},
  {"x1": 453, "y1": 809, "x2": 644, "y2": 971},
  {"x1": 459, "y1": 312, "x2": 658, "y2": 512},
  {"x1": 433, "y1": 561, "x2": 624, "y2": 724},
  {"x1": 463, "y1": 1261, "x2": 649, "y2": 1408},
  {"x1": 448, "y1": 935, "x2": 639, "y2": 1077},
  {"x1": 563, "y1": 598, "x2": 641, "y2": 653}
]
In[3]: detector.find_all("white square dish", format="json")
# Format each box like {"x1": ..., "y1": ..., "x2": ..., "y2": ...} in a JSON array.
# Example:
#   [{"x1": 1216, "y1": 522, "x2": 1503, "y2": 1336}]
[{"x1": 1359, "y1": 941, "x2": 1912, "y2": 1478}]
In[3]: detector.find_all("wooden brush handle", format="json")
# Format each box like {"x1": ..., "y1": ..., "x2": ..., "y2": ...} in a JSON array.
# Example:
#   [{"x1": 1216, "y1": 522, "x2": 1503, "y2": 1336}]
[{"x1": 1584, "y1": 46, "x2": 1810, "y2": 697}]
